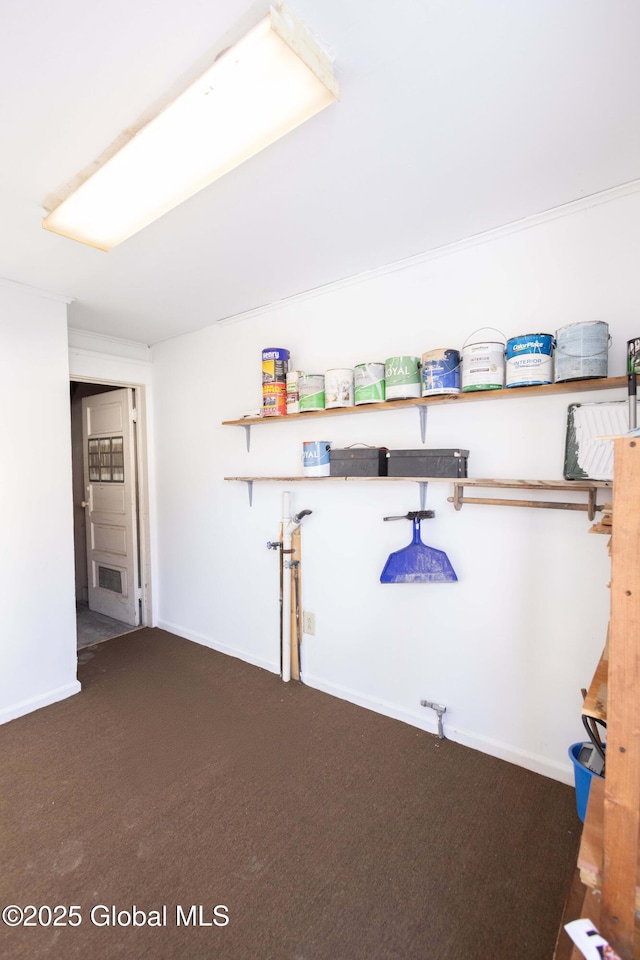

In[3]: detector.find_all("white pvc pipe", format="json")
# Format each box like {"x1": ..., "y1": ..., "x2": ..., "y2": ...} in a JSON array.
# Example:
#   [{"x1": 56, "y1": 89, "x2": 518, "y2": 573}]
[{"x1": 281, "y1": 491, "x2": 292, "y2": 682}]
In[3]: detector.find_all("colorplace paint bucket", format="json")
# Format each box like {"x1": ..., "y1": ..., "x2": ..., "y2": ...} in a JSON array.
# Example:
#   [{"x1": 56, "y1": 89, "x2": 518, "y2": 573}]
[
  {"x1": 299, "y1": 375, "x2": 325, "y2": 412},
  {"x1": 261, "y1": 347, "x2": 289, "y2": 383},
  {"x1": 555, "y1": 321, "x2": 609, "y2": 382},
  {"x1": 505, "y1": 333, "x2": 554, "y2": 388},
  {"x1": 421, "y1": 348, "x2": 461, "y2": 396},
  {"x1": 354, "y1": 363, "x2": 386, "y2": 405},
  {"x1": 461, "y1": 341, "x2": 505, "y2": 392},
  {"x1": 384, "y1": 356, "x2": 421, "y2": 400},
  {"x1": 302, "y1": 441, "x2": 331, "y2": 477},
  {"x1": 325, "y1": 368, "x2": 355, "y2": 409},
  {"x1": 286, "y1": 370, "x2": 303, "y2": 415}
]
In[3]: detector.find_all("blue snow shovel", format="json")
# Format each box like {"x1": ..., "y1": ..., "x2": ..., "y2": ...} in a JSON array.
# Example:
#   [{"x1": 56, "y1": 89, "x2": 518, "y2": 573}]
[{"x1": 380, "y1": 511, "x2": 458, "y2": 583}]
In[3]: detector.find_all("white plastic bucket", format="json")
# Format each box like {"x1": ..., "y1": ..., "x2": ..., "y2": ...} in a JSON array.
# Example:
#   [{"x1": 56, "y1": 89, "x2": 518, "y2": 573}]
[
  {"x1": 325, "y1": 368, "x2": 355, "y2": 409},
  {"x1": 302, "y1": 441, "x2": 331, "y2": 477},
  {"x1": 555, "y1": 321, "x2": 609, "y2": 382}
]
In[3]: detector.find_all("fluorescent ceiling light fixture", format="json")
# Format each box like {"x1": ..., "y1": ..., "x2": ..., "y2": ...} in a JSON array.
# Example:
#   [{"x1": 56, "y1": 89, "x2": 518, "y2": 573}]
[{"x1": 42, "y1": 4, "x2": 339, "y2": 251}]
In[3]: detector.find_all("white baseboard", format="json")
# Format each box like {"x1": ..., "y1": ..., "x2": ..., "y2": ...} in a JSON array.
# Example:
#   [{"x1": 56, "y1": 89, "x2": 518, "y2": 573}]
[
  {"x1": 156, "y1": 620, "x2": 279, "y2": 675},
  {"x1": 0, "y1": 681, "x2": 82, "y2": 726},
  {"x1": 303, "y1": 672, "x2": 574, "y2": 786},
  {"x1": 153, "y1": 625, "x2": 574, "y2": 786}
]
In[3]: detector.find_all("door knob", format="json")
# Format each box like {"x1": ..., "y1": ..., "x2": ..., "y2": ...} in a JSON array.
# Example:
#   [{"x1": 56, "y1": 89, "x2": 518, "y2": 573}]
[{"x1": 81, "y1": 501, "x2": 90, "y2": 508}]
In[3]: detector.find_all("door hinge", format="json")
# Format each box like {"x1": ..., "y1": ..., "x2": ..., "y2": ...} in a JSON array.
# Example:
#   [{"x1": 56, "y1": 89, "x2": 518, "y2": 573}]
[{"x1": 131, "y1": 408, "x2": 138, "y2": 423}]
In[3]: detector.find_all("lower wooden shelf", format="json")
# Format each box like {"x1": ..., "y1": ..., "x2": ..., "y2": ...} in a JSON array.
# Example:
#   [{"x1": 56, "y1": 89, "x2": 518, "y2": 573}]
[{"x1": 224, "y1": 475, "x2": 610, "y2": 511}]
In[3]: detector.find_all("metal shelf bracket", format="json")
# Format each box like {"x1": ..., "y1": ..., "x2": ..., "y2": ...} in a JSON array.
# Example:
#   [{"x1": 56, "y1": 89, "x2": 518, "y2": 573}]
[{"x1": 414, "y1": 404, "x2": 428, "y2": 443}]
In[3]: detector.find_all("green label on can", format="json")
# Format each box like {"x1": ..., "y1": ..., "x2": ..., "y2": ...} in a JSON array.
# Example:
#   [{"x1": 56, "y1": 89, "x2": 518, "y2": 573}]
[{"x1": 299, "y1": 391, "x2": 325, "y2": 410}]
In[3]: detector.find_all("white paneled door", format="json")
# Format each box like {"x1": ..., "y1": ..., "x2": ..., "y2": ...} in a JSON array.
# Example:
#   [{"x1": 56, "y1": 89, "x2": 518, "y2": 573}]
[{"x1": 82, "y1": 389, "x2": 140, "y2": 626}]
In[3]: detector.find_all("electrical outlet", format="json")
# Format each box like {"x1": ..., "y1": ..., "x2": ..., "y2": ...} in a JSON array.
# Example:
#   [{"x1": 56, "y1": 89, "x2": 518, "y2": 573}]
[{"x1": 302, "y1": 611, "x2": 316, "y2": 636}]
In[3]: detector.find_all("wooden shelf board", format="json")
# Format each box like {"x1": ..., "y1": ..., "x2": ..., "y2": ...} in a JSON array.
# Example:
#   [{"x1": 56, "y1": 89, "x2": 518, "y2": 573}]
[
  {"x1": 582, "y1": 641, "x2": 609, "y2": 723},
  {"x1": 222, "y1": 376, "x2": 627, "y2": 426},
  {"x1": 224, "y1": 476, "x2": 611, "y2": 490},
  {"x1": 578, "y1": 776, "x2": 640, "y2": 912}
]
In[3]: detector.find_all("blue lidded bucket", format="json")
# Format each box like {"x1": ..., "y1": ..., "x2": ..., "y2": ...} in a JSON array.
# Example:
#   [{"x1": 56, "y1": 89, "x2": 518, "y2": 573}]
[
  {"x1": 568, "y1": 742, "x2": 604, "y2": 822},
  {"x1": 302, "y1": 441, "x2": 331, "y2": 477},
  {"x1": 505, "y1": 333, "x2": 554, "y2": 388}
]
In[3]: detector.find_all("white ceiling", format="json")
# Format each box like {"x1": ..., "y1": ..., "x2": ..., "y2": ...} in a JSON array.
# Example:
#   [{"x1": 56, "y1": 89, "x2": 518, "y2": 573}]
[{"x1": 3, "y1": 0, "x2": 640, "y2": 345}]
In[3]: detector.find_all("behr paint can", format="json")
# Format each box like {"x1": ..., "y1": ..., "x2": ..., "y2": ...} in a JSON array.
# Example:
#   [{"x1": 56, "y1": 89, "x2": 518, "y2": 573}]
[
  {"x1": 505, "y1": 333, "x2": 554, "y2": 387},
  {"x1": 302, "y1": 441, "x2": 331, "y2": 477},
  {"x1": 421, "y1": 348, "x2": 461, "y2": 396},
  {"x1": 286, "y1": 370, "x2": 304, "y2": 415},
  {"x1": 384, "y1": 356, "x2": 421, "y2": 400},
  {"x1": 299, "y1": 375, "x2": 325, "y2": 411},
  {"x1": 325, "y1": 368, "x2": 355, "y2": 409},
  {"x1": 461, "y1": 342, "x2": 505, "y2": 392},
  {"x1": 555, "y1": 321, "x2": 609, "y2": 382},
  {"x1": 354, "y1": 363, "x2": 386, "y2": 404}
]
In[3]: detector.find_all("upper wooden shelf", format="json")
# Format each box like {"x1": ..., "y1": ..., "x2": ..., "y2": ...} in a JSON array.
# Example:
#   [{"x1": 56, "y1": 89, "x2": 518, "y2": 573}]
[
  {"x1": 224, "y1": 476, "x2": 611, "y2": 489},
  {"x1": 222, "y1": 375, "x2": 627, "y2": 427}
]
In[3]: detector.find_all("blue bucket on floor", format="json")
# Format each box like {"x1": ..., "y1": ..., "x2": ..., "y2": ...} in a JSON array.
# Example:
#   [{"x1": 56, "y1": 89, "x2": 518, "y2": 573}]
[{"x1": 568, "y1": 742, "x2": 604, "y2": 822}]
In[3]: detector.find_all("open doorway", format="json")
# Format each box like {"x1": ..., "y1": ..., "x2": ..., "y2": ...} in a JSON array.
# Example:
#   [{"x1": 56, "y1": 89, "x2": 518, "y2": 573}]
[{"x1": 70, "y1": 379, "x2": 151, "y2": 649}]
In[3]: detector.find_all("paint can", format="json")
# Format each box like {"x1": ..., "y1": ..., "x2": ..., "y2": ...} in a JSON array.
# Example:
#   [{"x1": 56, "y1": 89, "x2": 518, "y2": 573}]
[
  {"x1": 421, "y1": 348, "x2": 461, "y2": 396},
  {"x1": 325, "y1": 368, "x2": 355, "y2": 409},
  {"x1": 627, "y1": 337, "x2": 640, "y2": 374},
  {"x1": 555, "y1": 321, "x2": 609, "y2": 382},
  {"x1": 261, "y1": 347, "x2": 289, "y2": 383},
  {"x1": 302, "y1": 441, "x2": 331, "y2": 477},
  {"x1": 461, "y1": 341, "x2": 505, "y2": 392},
  {"x1": 384, "y1": 356, "x2": 421, "y2": 400},
  {"x1": 286, "y1": 370, "x2": 304, "y2": 415},
  {"x1": 505, "y1": 333, "x2": 554, "y2": 388},
  {"x1": 354, "y1": 363, "x2": 386, "y2": 404},
  {"x1": 262, "y1": 382, "x2": 287, "y2": 417},
  {"x1": 298, "y1": 375, "x2": 325, "y2": 411}
]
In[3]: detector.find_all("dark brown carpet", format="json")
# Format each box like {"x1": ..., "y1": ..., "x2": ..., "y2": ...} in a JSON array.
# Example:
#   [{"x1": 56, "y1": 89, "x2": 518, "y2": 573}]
[{"x1": 0, "y1": 628, "x2": 580, "y2": 960}]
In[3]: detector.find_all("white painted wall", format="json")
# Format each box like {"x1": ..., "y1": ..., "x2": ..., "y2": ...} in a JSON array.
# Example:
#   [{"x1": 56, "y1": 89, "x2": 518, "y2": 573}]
[
  {"x1": 0, "y1": 283, "x2": 79, "y2": 722},
  {"x1": 151, "y1": 187, "x2": 640, "y2": 783}
]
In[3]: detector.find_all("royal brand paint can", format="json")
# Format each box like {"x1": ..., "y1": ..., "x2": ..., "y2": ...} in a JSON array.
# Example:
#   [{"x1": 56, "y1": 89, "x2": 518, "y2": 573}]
[
  {"x1": 384, "y1": 356, "x2": 421, "y2": 400},
  {"x1": 461, "y1": 341, "x2": 505, "y2": 392},
  {"x1": 302, "y1": 441, "x2": 331, "y2": 477},
  {"x1": 286, "y1": 370, "x2": 304, "y2": 415},
  {"x1": 262, "y1": 382, "x2": 287, "y2": 417},
  {"x1": 555, "y1": 322, "x2": 609, "y2": 382},
  {"x1": 298, "y1": 375, "x2": 325, "y2": 411},
  {"x1": 354, "y1": 363, "x2": 386, "y2": 404},
  {"x1": 261, "y1": 347, "x2": 290, "y2": 383},
  {"x1": 324, "y1": 368, "x2": 355, "y2": 409},
  {"x1": 421, "y1": 348, "x2": 461, "y2": 396},
  {"x1": 505, "y1": 333, "x2": 554, "y2": 388}
]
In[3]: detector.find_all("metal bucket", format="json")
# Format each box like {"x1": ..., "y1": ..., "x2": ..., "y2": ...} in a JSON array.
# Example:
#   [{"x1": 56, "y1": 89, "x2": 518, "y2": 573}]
[
  {"x1": 505, "y1": 333, "x2": 554, "y2": 388},
  {"x1": 302, "y1": 441, "x2": 331, "y2": 477},
  {"x1": 384, "y1": 356, "x2": 421, "y2": 400},
  {"x1": 421, "y1": 348, "x2": 461, "y2": 396},
  {"x1": 461, "y1": 341, "x2": 505, "y2": 392},
  {"x1": 299, "y1": 375, "x2": 325, "y2": 411},
  {"x1": 354, "y1": 363, "x2": 385, "y2": 404},
  {"x1": 555, "y1": 321, "x2": 609, "y2": 382},
  {"x1": 325, "y1": 368, "x2": 355, "y2": 409}
]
